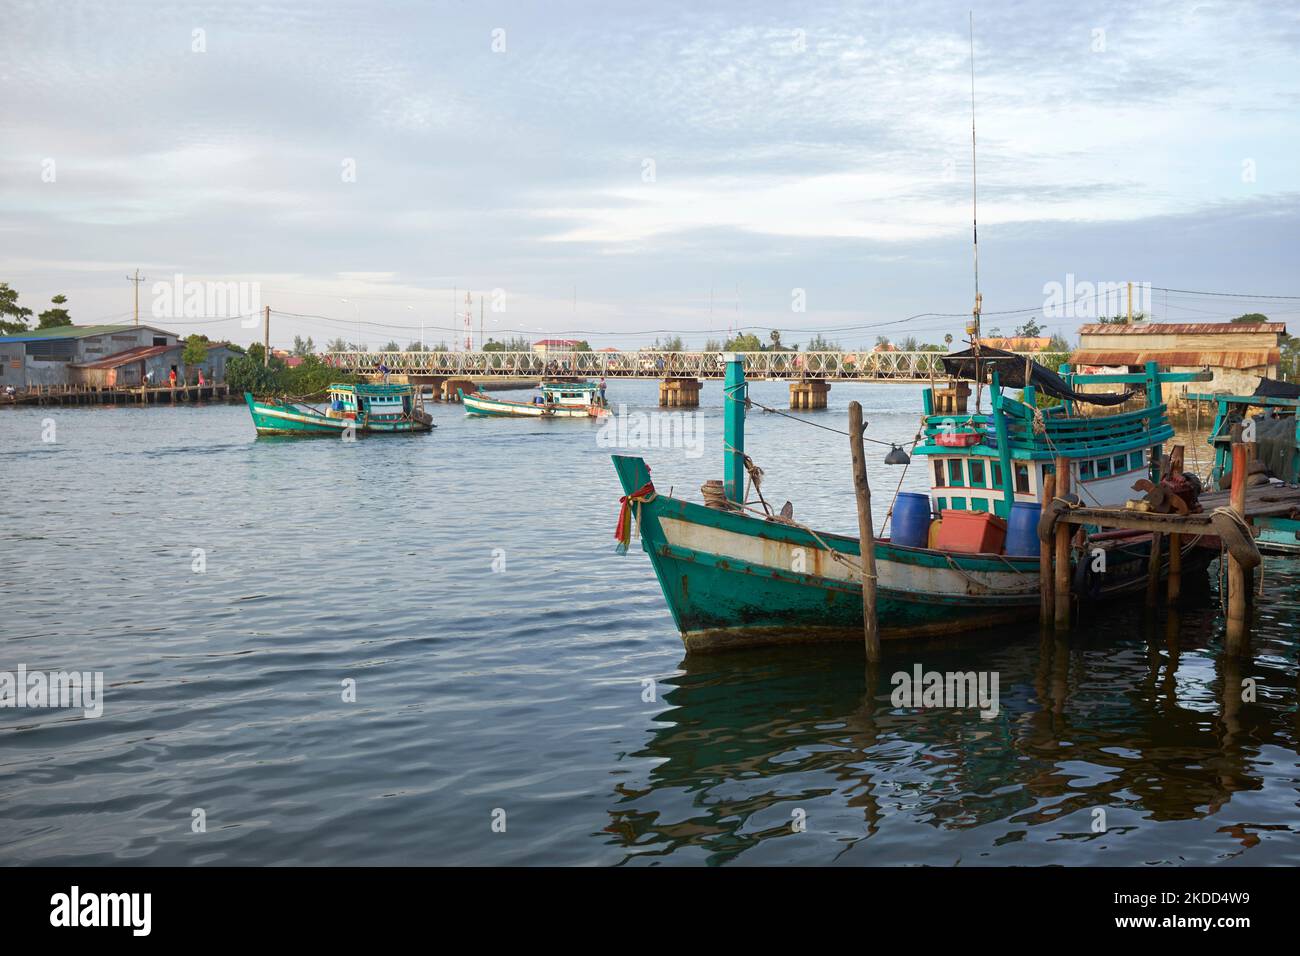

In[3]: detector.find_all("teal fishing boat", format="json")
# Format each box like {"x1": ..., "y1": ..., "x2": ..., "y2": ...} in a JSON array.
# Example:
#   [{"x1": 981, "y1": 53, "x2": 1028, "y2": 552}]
[
  {"x1": 461, "y1": 380, "x2": 609, "y2": 418},
  {"x1": 245, "y1": 383, "x2": 434, "y2": 436},
  {"x1": 612, "y1": 352, "x2": 1209, "y2": 652}
]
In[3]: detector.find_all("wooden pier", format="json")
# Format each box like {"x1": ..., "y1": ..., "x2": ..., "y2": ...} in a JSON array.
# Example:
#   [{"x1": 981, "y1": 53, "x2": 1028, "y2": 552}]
[
  {"x1": 1037, "y1": 433, "x2": 1291, "y2": 654},
  {"x1": 1, "y1": 383, "x2": 233, "y2": 407}
]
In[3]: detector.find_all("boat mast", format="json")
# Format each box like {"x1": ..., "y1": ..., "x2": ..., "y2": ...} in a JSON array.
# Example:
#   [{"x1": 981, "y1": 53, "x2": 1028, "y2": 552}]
[{"x1": 967, "y1": 12, "x2": 983, "y2": 411}]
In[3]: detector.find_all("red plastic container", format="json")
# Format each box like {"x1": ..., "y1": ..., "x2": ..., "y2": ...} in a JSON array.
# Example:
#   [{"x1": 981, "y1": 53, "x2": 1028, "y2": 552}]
[{"x1": 935, "y1": 509, "x2": 1007, "y2": 554}]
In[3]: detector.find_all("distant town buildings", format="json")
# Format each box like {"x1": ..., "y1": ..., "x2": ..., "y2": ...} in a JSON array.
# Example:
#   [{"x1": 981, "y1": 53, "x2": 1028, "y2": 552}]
[
  {"x1": 532, "y1": 338, "x2": 583, "y2": 355},
  {"x1": 1071, "y1": 321, "x2": 1287, "y2": 399},
  {"x1": 0, "y1": 324, "x2": 236, "y2": 390},
  {"x1": 980, "y1": 336, "x2": 1053, "y2": 352}
]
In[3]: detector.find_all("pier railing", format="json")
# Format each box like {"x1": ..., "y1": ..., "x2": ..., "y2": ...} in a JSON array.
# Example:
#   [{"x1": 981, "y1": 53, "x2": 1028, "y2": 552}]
[{"x1": 321, "y1": 350, "x2": 1068, "y2": 382}]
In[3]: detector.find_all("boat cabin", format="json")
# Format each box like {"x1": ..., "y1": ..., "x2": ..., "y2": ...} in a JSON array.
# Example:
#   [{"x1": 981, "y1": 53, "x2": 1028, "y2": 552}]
[
  {"x1": 327, "y1": 383, "x2": 416, "y2": 421},
  {"x1": 539, "y1": 381, "x2": 603, "y2": 408},
  {"x1": 913, "y1": 352, "x2": 1209, "y2": 520}
]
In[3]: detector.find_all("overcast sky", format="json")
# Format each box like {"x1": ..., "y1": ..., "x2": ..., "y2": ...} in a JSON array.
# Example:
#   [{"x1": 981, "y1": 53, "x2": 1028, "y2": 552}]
[{"x1": 2, "y1": 0, "x2": 1298, "y2": 349}]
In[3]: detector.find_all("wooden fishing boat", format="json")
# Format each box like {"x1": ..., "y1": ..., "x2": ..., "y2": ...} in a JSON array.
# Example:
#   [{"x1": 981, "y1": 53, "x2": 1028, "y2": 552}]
[
  {"x1": 245, "y1": 383, "x2": 434, "y2": 436},
  {"x1": 461, "y1": 381, "x2": 609, "y2": 418},
  {"x1": 611, "y1": 352, "x2": 1209, "y2": 652}
]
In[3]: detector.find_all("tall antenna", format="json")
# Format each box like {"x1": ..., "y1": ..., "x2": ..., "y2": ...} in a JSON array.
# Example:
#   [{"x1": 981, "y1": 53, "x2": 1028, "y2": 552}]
[
  {"x1": 968, "y1": 11, "x2": 981, "y2": 341},
  {"x1": 967, "y1": 12, "x2": 984, "y2": 410},
  {"x1": 462, "y1": 290, "x2": 473, "y2": 351}
]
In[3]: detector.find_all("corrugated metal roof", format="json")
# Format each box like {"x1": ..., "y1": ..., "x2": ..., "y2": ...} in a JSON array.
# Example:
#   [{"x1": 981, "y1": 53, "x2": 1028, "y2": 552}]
[
  {"x1": 0, "y1": 323, "x2": 175, "y2": 343},
  {"x1": 1070, "y1": 349, "x2": 1279, "y2": 369},
  {"x1": 1077, "y1": 322, "x2": 1286, "y2": 335},
  {"x1": 71, "y1": 343, "x2": 179, "y2": 369}
]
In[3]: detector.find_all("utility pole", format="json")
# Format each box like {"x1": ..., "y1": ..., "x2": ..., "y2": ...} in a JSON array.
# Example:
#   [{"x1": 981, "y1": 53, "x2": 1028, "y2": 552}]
[
  {"x1": 263, "y1": 305, "x2": 271, "y2": 366},
  {"x1": 126, "y1": 269, "x2": 148, "y2": 326},
  {"x1": 1127, "y1": 280, "x2": 1133, "y2": 324},
  {"x1": 479, "y1": 295, "x2": 484, "y2": 351}
]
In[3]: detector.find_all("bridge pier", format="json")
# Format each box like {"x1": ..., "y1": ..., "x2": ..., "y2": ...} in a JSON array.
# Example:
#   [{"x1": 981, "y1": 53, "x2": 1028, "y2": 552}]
[
  {"x1": 790, "y1": 379, "x2": 830, "y2": 410},
  {"x1": 659, "y1": 377, "x2": 701, "y2": 408},
  {"x1": 405, "y1": 374, "x2": 446, "y2": 400},
  {"x1": 442, "y1": 378, "x2": 477, "y2": 402}
]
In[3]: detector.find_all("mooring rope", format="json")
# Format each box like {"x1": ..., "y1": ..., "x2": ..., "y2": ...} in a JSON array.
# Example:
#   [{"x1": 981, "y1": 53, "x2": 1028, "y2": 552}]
[{"x1": 723, "y1": 389, "x2": 920, "y2": 449}]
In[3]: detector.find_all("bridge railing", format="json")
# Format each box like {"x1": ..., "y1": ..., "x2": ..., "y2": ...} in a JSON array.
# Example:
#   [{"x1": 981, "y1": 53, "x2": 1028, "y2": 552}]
[{"x1": 320, "y1": 350, "x2": 1068, "y2": 380}]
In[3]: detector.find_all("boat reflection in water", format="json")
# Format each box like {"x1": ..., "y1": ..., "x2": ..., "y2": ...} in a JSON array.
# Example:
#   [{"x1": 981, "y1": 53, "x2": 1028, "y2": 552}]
[{"x1": 602, "y1": 586, "x2": 1300, "y2": 865}]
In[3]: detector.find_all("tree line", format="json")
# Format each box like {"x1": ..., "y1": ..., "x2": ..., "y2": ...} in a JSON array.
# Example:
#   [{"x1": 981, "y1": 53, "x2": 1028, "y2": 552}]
[{"x1": 0, "y1": 282, "x2": 72, "y2": 334}]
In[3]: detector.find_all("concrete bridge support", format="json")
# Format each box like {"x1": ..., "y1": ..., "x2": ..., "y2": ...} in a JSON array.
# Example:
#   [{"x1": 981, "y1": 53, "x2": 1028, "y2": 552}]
[
  {"x1": 790, "y1": 380, "x2": 830, "y2": 410},
  {"x1": 442, "y1": 378, "x2": 477, "y2": 402},
  {"x1": 659, "y1": 377, "x2": 702, "y2": 408},
  {"x1": 407, "y1": 374, "x2": 446, "y2": 400}
]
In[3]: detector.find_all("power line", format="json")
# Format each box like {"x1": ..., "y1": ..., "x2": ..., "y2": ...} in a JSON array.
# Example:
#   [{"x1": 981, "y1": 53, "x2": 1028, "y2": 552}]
[{"x1": 1150, "y1": 286, "x2": 1300, "y2": 301}]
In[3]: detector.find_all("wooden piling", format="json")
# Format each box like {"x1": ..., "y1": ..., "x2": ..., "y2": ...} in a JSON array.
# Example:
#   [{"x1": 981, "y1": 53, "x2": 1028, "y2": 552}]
[
  {"x1": 1053, "y1": 456, "x2": 1071, "y2": 630},
  {"x1": 1039, "y1": 472, "x2": 1055, "y2": 626},
  {"x1": 848, "y1": 401, "x2": 880, "y2": 662},
  {"x1": 1145, "y1": 532, "x2": 1163, "y2": 607},
  {"x1": 1226, "y1": 436, "x2": 1249, "y2": 653},
  {"x1": 1167, "y1": 532, "x2": 1181, "y2": 606}
]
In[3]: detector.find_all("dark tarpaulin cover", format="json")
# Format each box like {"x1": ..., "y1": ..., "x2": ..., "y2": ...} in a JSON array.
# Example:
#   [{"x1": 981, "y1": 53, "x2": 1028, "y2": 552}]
[
  {"x1": 939, "y1": 346, "x2": 1134, "y2": 407},
  {"x1": 1252, "y1": 376, "x2": 1300, "y2": 399}
]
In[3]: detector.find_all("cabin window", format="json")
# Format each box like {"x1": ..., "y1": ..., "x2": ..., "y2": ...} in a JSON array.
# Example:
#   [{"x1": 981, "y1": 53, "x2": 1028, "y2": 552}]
[
  {"x1": 937, "y1": 497, "x2": 947, "y2": 511},
  {"x1": 1014, "y1": 464, "x2": 1030, "y2": 494},
  {"x1": 1114, "y1": 454, "x2": 1128, "y2": 473},
  {"x1": 969, "y1": 460, "x2": 986, "y2": 487},
  {"x1": 1097, "y1": 458, "x2": 1112, "y2": 478},
  {"x1": 1130, "y1": 451, "x2": 1144, "y2": 471},
  {"x1": 950, "y1": 497, "x2": 967, "y2": 510},
  {"x1": 933, "y1": 460, "x2": 945, "y2": 487},
  {"x1": 971, "y1": 497, "x2": 988, "y2": 512},
  {"x1": 1079, "y1": 460, "x2": 1095, "y2": 480},
  {"x1": 947, "y1": 459, "x2": 964, "y2": 486},
  {"x1": 992, "y1": 463, "x2": 1003, "y2": 488}
]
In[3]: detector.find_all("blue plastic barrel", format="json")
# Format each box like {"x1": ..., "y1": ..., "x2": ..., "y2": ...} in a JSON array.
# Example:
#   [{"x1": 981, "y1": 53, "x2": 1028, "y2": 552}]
[
  {"x1": 1005, "y1": 501, "x2": 1041, "y2": 556},
  {"x1": 892, "y1": 492, "x2": 933, "y2": 548}
]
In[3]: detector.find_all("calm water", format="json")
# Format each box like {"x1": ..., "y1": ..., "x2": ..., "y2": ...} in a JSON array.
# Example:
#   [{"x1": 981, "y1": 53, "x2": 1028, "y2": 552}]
[{"x1": 2, "y1": 381, "x2": 1297, "y2": 866}]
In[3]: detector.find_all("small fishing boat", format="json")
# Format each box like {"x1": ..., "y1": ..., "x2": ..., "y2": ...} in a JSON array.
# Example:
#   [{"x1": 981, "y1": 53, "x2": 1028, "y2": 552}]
[
  {"x1": 611, "y1": 352, "x2": 1209, "y2": 652},
  {"x1": 244, "y1": 383, "x2": 434, "y2": 436},
  {"x1": 460, "y1": 380, "x2": 609, "y2": 418}
]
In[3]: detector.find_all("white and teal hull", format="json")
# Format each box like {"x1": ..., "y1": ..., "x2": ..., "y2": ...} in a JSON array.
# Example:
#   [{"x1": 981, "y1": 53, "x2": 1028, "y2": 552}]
[
  {"x1": 245, "y1": 393, "x2": 433, "y2": 435},
  {"x1": 461, "y1": 389, "x2": 607, "y2": 418}
]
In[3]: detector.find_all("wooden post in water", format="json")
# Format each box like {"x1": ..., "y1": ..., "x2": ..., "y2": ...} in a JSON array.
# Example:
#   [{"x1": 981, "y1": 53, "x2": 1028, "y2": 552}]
[
  {"x1": 1039, "y1": 472, "x2": 1055, "y2": 626},
  {"x1": 1166, "y1": 444, "x2": 1184, "y2": 607},
  {"x1": 1053, "y1": 456, "x2": 1071, "y2": 630},
  {"x1": 1145, "y1": 532, "x2": 1163, "y2": 607},
  {"x1": 1226, "y1": 431, "x2": 1249, "y2": 653},
  {"x1": 848, "y1": 401, "x2": 881, "y2": 663},
  {"x1": 1167, "y1": 532, "x2": 1181, "y2": 606}
]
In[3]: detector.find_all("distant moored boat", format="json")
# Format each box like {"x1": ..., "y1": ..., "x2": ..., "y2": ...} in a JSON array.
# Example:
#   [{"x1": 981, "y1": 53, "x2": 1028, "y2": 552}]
[{"x1": 461, "y1": 380, "x2": 609, "y2": 418}]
